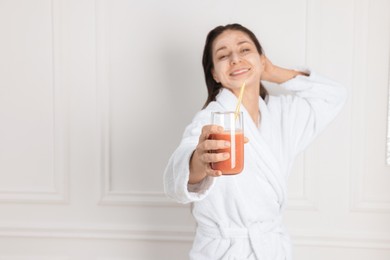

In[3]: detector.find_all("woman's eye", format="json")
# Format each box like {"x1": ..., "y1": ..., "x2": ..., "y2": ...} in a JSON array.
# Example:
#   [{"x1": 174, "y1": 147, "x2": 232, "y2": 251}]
[
  {"x1": 242, "y1": 48, "x2": 250, "y2": 53},
  {"x1": 218, "y1": 55, "x2": 228, "y2": 60}
]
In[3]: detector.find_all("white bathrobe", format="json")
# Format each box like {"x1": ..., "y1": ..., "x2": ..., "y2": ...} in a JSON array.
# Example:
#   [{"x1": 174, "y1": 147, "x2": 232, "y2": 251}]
[{"x1": 164, "y1": 71, "x2": 347, "y2": 260}]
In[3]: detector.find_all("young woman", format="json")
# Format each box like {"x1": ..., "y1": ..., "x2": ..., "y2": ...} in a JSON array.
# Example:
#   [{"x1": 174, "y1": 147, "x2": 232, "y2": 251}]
[{"x1": 164, "y1": 23, "x2": 346, "y2": 260}]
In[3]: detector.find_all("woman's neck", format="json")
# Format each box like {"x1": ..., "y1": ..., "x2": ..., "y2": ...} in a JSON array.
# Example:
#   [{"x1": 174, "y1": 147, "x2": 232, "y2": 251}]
[{"x1": 241, "y1": 86, "x2": 260, "y2": 127}]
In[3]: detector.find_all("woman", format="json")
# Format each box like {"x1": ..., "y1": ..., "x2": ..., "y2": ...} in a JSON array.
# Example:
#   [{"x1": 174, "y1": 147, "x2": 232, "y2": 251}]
[{"x1": 164, "y1": 24, "x2": 346, "y2": 260}]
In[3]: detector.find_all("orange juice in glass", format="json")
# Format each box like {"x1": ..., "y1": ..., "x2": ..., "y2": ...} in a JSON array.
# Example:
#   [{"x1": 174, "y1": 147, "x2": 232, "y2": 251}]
[{"x1": 210, "y1": 111, "x2": 244, "y2": 175}]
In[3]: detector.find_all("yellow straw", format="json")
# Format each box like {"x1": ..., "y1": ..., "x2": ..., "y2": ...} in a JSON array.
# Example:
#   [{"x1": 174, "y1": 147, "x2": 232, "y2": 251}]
[{"x1": 234, "y1": 81, "x2": 246, "y2": 120}]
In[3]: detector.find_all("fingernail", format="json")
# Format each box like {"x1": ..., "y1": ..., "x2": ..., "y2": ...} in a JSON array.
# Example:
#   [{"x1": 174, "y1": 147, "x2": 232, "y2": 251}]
[
  {"x1": 224, "y1": 141, "x2": 230, "y2": 147},
  {"x1": 218, "y1": 126, "x2": 223, "y2": 132},
  {"x1": 224, "y1": 153, "x2": 230, "y2": 158}
]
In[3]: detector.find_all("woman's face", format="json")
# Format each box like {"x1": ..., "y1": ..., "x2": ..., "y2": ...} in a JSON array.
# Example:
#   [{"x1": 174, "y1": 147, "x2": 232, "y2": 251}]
[{"x1": 211, "y1": 30, "x2": 264, "y2": 92}]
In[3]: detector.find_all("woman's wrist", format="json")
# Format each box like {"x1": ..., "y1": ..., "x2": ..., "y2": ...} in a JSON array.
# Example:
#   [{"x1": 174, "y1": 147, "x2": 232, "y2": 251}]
[{"x1": 189, "y1": 149, "x2": 207, "y2": 184}]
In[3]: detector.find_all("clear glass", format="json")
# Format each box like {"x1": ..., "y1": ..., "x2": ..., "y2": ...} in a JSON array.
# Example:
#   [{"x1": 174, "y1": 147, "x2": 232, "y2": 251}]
[{"x1": 210, "y1": 111, "x2": 244, "y2": 175}]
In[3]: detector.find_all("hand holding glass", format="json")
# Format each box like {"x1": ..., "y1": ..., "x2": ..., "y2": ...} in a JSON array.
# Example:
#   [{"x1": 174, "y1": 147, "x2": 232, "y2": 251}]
[{"x1": 210, "y1": 112, "x2": 244, "y2": 175}]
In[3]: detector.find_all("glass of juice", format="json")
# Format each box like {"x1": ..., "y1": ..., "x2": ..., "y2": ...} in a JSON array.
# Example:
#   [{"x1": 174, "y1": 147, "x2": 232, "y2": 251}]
[{"x1": 210, "y1": 111, "x2": 244, "y2": 175}]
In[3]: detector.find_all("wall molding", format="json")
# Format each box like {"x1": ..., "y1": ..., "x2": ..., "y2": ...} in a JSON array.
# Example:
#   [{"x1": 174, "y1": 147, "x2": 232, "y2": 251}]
[
  {"x1": 98, "y1": 190, "x2": 186, "y2": 207},
  {"x1": 291, "y1": 229, "x2": 390, "y2": 249},
  {"x1": 287, "y1": 0, "x2": 318, "y2": 212},
  {"x1": 0, "y1": 257, "x2": 68, "y2": 260},
  {"x1": 0, "y1": 223, "x2": 389, "y2": 249},
  {"x1": 94, "y1": 0, "x2": 196, "y2": 207},
  {"x1": 287, "y1": 155, "x2": 317, "y2": 211},
  {"x1": 95, "y1": 0, "x2": 179, "y2": 207},
  {"x1": 0, "y1": 223, "x2": 194, "y2": 242},
  {"x1": 349, "y1": 0, "x2": 390, "y2": 213},
  {"x1": 387, "y1": 7, "x2": 390, "y2": 165},
  {"x1": 0, "y1": 0, "x2": 69, "y2": 204}
]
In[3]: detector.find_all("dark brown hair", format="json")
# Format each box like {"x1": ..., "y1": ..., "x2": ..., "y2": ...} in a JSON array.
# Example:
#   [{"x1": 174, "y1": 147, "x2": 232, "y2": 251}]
[{"x1": 202, "y1": 23, "x2": 268, "y2": 108}]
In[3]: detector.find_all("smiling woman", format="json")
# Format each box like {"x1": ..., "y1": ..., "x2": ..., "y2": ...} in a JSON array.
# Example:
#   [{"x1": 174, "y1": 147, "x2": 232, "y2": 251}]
[
  {"x1": 202, "y1": 24, "x2": 269, "y2": 109},
  {"x1": 164, "y1": 23, "x2": 347, "y2": 260},
  {"x1": 212, "y1": 32, "x2": 263, "y2": 92}
]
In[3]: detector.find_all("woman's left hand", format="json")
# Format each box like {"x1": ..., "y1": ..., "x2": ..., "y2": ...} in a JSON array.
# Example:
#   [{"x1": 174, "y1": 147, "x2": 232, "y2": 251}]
[
  {"x1": 260, "y1": 55, "x2": 277, "y2": 82},
  {"x1": 260, "y1": 55, "x2": 308, "y2": 84}
]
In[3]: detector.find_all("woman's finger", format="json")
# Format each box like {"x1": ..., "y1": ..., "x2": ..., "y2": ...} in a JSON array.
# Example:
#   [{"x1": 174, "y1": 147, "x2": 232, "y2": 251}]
[
  {"x1": 199, "y1": 124, "x2": 223, "y2": 141},
  {"x1": 198, "y1": 139, "x2": 230, "y2": 151},
  {"x1": 200, "y1": 151, "x2": 230, "y2": 163},
  {"x1": 205, "y1": 164, "x2": 222, "y2": 177}
]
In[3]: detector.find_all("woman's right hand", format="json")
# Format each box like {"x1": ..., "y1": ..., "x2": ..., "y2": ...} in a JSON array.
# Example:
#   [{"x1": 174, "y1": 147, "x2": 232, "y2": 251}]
[{"x1": 188, "y1": 125, "x2": 231, "y2": 184}]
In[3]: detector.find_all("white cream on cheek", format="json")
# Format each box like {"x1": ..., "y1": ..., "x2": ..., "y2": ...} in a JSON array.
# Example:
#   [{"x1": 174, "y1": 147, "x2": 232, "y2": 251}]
[
  {"x1": 211, "y1": 31, "x2": 263, "y2": 89},
  {"x1": 213, "y1": 52, "x2": 262, "y2": 90}
]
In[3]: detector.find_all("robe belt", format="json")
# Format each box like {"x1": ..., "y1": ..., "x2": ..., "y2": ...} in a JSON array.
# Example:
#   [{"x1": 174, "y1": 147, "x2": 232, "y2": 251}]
[{"x1": 197, "y1": 216, "x2": 284, "y2": 260}]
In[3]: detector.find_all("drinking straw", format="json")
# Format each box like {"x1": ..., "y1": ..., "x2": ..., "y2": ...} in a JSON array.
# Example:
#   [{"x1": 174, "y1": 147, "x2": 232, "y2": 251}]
[{"x1": 234, "y1": 81, "x2": 246, "y2": 120}]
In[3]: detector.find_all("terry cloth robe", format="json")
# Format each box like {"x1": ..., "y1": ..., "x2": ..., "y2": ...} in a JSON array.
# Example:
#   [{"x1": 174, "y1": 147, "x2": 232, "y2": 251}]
[{"x1": 164, "y1": 70, "x2": 347, "y2": 260}]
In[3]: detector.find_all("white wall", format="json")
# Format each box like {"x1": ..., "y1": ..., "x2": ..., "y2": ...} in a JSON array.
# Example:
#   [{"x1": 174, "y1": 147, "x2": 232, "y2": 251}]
[{"x1": 0, "y1": 0, "x2": 389, "y2": 259}]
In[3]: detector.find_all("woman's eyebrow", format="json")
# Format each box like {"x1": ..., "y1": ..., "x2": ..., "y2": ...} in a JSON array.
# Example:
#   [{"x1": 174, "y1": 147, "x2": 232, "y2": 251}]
[
  {"x1": 214, "y1": 40, "x2": 252, "y2": 55},
  {"x1": 215, "y1": 46, "x2": 227, "y2": 54},
  {"x1": 238, "y1": 40, "x2": 251, "y2": 45}
]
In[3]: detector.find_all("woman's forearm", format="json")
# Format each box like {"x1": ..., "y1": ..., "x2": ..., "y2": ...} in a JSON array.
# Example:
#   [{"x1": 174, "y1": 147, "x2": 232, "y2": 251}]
[{"x1": 262, "y1": 65, "x2": 308, "y2": 84}]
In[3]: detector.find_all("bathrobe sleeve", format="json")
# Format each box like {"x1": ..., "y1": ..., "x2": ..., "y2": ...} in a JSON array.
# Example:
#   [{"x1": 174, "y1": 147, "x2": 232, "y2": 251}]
[
  {"x1": 163, "y1": 110, "x2": 216, "y2": 204},
  {"x1": 276, "y1": 70, "x2": 347, "y2": 157}
]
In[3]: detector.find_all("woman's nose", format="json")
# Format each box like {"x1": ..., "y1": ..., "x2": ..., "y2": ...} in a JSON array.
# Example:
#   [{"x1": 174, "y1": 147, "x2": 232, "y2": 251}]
[{"x1": 230, "y1": 53, "x2": 241, "y2": 65}]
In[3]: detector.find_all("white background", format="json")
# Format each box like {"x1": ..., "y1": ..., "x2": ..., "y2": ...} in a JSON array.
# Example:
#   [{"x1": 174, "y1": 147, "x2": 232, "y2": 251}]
[{"x1": 0, "y1": 0, "x2": 390, "y2": 259}]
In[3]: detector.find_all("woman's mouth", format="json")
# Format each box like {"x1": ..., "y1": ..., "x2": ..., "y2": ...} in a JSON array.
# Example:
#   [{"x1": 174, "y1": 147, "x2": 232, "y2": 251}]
[{"x1": 230, "y1": 68, "x2": 250, "y2": 76}]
